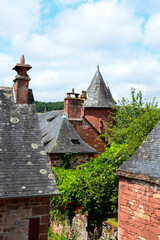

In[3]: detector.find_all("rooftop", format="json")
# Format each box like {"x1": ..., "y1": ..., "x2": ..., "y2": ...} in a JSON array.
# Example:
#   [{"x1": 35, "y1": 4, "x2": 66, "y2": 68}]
[
  {"x1": 117, "y1": 121, "x2": 160, "y2": 185},
  {"x1": 83, "y1": 66, "x2": 116, "y2": 108},
  {"x1": 0, "y1": 87, "x2": 59, "y2": 199},
  {"x1": 38, "y1": 111, "x2": 98, "y2": 154}
]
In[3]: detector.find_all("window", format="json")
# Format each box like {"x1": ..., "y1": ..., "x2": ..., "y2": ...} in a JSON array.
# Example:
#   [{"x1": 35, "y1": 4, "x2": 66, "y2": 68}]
[{"x1": 71, "y1": 139, "x2": 80, "y2": 144}]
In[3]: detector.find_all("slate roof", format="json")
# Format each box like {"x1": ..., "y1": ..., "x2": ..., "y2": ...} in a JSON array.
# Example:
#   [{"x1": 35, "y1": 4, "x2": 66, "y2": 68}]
[
  {"x1": 83, "y1": 67, "x2": 116, "y2": 108},
  {"x1": 0, "y1": 87, "x2": 59, "y2": 199},
  {"x1": 38, "y1": 111, "x2": 98, "y2": 154},
  {"x1": 117, "y1": 121, "x2": 160, "y2": 185}
]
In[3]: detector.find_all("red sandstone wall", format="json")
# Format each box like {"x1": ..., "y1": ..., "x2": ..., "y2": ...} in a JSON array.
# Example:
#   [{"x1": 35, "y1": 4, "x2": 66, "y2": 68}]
[
  {"x1": 70, "y1": 120, "x2": 106, "y2": 155},
  {"x1": 84, "y1": 108, "x2": 115, "y2": 133},
  {"x1": 0, "y1": 196, "x2": 50, "y2": 240},
  {"x1": 118, "y1": 177, "x2": 160, "y2": 240},
  {"x1": 64, "y1": 98, "x2": 83, "y2": 119},
  {"x1": 14, "y1": 80, "x2": 29, "y2": 104}
]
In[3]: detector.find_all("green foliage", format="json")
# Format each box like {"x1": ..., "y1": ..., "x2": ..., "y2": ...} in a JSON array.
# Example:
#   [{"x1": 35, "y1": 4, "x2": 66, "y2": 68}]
[
  {"x1": 60, "y1": 153, "x2": 72, "y2": 169},
  {"x1": 35, "y1": 100, "x2": 64, "y2": 112},
  {"x1": 50, "y1": 89, "x2": 160, "y2": 230},
  {"x1": 48, "y1": 227, "x2": 77, "y2": 240},
  {"x1": 105, "y1": 218, "x2": 118, "y2": 228},
  {"x1": 111, "y1": 88, "x2": 160, "y2": 156}
]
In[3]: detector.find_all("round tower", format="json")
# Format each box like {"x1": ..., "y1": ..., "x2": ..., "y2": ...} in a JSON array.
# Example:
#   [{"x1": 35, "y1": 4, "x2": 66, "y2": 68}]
[{"x1": 83, "y1": 66, "x2": 116, "y2": 134}]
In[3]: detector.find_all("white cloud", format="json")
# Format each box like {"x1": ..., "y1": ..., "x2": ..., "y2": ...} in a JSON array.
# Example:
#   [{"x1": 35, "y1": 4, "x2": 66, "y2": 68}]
[
  {"x1": 10, "y1": 0, "x2": 143, "y2": 60},
  {"x1": 52, "y1": 0, "x2": 143, "y2": 50},
  {"x1": 0, "y1": 0, "x2": 160, "y2": 106},
  {"x1": 0, "y1": 0, "x2": 41, "y2": 38},
  {"x1": 106, "y1": 54, "x2": 160, "y2": 103},
  {"x1": 54, "y1": 0, "x2": 86, "y2": 5},
  {"x1": 0, "y1": 54, "x2": 15, "y2": 86},
  {"x1": 121, "y1": 0, "x2": 160, "y2": 15},
  {"x1": 143, "y1": 14, "x2": 160, "y2": 51}
]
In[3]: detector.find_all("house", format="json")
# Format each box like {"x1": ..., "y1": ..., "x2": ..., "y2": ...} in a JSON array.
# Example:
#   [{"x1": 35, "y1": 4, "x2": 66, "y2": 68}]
[
  {"x1": 0, "y1": 56, "x2": 59, "y2": 240},
  {"x1": 117, "y1": 121, "x2": 160, "y2": 240},
  {"x1": 64, "y1": 65, "x2": 116, "y2": 153},
  {"x1": 38, "y1": 110, "x2": 97, "y2": 169},
  {"x1": 38, "y1": 66, "x2": 116, "y2": 168}
]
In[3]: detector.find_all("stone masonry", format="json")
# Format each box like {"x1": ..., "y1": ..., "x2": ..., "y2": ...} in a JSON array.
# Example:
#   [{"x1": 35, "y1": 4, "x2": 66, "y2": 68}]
[
  {"x1": 118, "y1": 177, "x2": 160, "y2": 240},
  {"x1": 0, "y1": 196, "x2": 50, "y2": 240},
  {"x1": 49, "y1": 153, "x2": 94, "y2": 169}
]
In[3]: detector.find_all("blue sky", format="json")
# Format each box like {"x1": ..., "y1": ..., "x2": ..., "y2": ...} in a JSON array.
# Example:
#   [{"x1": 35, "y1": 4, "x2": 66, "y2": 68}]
[{"x1": 1, "y1": 0, "x2": 160, "y2": 103}]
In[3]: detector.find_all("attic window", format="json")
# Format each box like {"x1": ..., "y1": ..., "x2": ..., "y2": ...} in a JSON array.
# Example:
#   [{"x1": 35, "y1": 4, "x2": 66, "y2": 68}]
[
  {"x1": 47, "y1": 116, "x2": 56, "y2": 122},
  {"x1": 71, "y1": 139, "x2": 80, "y2": 144}
]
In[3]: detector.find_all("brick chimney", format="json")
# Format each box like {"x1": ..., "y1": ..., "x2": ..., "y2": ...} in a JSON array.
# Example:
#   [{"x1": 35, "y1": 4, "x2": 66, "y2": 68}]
[
  {"x1": 12, "y1": 55, "x2": 32, "y2": 104},
  {"x1": 64, "y1": 88, "x2": 83, "y2": 119}
]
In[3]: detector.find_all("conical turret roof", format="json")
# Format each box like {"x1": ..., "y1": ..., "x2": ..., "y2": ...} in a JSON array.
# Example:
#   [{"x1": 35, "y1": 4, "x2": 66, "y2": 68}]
[{"x1": 83, "y1": 66, "x2": 116, "y2": 108}]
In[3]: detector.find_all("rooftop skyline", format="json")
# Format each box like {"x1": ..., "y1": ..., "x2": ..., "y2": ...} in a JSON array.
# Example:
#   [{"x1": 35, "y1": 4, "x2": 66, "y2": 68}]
[{"x1": 1, "y1": 0, "x2": 160, "y2": 103}]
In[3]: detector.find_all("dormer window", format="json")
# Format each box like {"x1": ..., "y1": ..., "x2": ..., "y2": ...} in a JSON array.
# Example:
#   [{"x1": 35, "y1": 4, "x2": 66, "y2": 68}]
[{"x1": 71, "y1": 139, "x2": 80, "y2": 144}]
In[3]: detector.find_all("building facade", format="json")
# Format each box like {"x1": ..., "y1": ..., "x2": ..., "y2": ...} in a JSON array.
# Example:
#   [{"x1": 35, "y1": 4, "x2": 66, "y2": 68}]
[
  {"x1": 117, "y1": 121, "x2": 160, "y2": 240},
  {"x1": 0, "y1": 56, "x2": 59, "y2": 240}
]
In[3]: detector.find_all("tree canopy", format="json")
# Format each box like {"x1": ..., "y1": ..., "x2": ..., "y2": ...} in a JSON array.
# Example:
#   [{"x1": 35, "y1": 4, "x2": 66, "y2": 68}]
[{"x1": 35, "y1": 100, "x2": 64, "y2": 112}]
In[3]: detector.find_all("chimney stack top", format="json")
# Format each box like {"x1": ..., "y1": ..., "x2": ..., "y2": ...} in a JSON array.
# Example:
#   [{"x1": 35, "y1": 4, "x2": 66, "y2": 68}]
[{"x1": 13, "y1": 55, "x2": 32, "y2": 75}]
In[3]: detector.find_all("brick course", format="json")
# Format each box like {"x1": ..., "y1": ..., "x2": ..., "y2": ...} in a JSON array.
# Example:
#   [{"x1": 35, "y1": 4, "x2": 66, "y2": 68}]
[
  {"x1": 0, "y1": 196, "x2": 50, "y2": 240},
  {"x1": 118, "y1": 177, "x2": 160, "y2": 240}
]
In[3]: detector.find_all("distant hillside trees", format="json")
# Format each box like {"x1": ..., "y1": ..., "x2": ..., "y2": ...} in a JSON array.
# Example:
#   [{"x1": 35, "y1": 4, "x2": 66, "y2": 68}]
[{"x1": 35, "y1": 101, "x2": 64, "y2": 112}]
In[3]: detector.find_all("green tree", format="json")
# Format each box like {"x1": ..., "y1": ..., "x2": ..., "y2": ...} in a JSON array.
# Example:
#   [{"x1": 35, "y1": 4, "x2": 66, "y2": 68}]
[
  {"x1": 35, "y1": 101, "x2": 64, "y2": 112},
  {"x1": 50, "y1": 89, "x2": 160, "y2": 233}
]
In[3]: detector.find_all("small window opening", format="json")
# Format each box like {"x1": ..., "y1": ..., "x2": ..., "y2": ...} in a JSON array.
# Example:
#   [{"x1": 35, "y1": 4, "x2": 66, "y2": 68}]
[
  {"x1": 71, "y1": 139, "x2": 80, "y2": 144},
  {"x1": 44, "y1": 139, "x2": 52, "y2": 147},
  {"x1": 47, "y1": 116, "x2": 56, "y2": 122}
]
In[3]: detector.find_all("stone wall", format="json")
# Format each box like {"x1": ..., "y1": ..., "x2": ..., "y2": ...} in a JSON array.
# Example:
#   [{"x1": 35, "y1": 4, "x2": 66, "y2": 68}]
[
  {"x1": 84, "y1": 108, "x2": 115, "y2": 134},
  {"x1": 51, "y1": 214, "x2": 118, "y2": 240},
  {"x1": 0, "y1": 196, "x2": 50, "y2": 240},
  {"x1": 118, "y1": 177, "x2": 160, "y2": 240},
  {"x1": 51, "y1": 214, "x2": 88, "y2": 240},
  {"x1": 98, "y1": 221, "x2": 118, "y2": 240},
  {"x1": 70, "y1": 119, "x2": 106, "y2": 155},
  {"x1": 49, "y1": 153, "x2": 93, "y2": 169},
  {"x1": 72, "y1": 214, "x2": 88, "y2": 240}
]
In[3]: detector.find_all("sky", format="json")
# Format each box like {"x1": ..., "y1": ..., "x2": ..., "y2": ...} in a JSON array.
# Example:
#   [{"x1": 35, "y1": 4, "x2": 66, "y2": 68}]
[{"x1": 1, "y1": 0, "x2": 160, "y2": 103}]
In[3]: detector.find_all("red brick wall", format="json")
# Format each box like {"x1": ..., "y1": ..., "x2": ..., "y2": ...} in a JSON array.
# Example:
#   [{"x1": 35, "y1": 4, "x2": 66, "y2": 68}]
[
  {"x1": 70, "y1": 120, "x2": 106, "y2": 155},
  {"x1": 0, "y1": 196, "x2": 50, "y2": 240},
  {"x1": 64, "y1": 98, "x2": 83, "y2": 119},
  {"x1": 49, "y1": 153, "x2": 94, "y2": 169},
  {"x1": 84, "y1": 108, "x2": 115, "y2": 133},
  {"x1": 13, "y1": 80, "x2": 29, "y2": 104},
  {"x1": 118, "y1": 177, "x2": 160, "y2": 240}
]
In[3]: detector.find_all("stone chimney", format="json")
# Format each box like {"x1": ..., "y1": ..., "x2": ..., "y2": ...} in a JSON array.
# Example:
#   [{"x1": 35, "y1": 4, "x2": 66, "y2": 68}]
[
  {"x1": 12, "y1": 55, "x2": 32, "y2": 104},
  {"x1": 64, "y1": 88, "x2": 83, "y2": 119}
]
